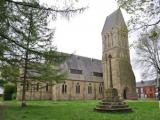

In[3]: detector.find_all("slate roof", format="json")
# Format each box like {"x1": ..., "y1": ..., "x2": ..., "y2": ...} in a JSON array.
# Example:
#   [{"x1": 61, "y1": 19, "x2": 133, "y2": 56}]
[
  {"x1": 24, "y1": 54, "x2": 103, "y2": 81},
  {"x1": 102, "y1": 8, "x2": 126, "y2": 34},
  {"x1": 136, "y1": 80, "x2": 156, "y2": 87},
  {"x1": 63, "y1": 54, "x2": 103, "y2": 76}
]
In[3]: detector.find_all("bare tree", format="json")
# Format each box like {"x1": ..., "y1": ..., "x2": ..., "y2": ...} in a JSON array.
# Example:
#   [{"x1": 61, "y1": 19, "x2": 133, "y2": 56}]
[
  {"x1": 134, "y1": 26, "x2": 160, "y2": 80},
  {"x1": 117, "y1": 0, "x2": 160, "y2": 31}
]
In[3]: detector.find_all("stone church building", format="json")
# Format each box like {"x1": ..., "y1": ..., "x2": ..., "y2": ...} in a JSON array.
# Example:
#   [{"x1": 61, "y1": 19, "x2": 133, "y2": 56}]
[{"x1": 17, "y1": 9, "x2": 137, "y2": 100}]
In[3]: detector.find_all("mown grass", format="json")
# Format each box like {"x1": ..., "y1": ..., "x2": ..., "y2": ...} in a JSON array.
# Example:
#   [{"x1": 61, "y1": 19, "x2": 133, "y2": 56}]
[{"x1": 3, "y1": 100, "x2": 160, "y2": 120}]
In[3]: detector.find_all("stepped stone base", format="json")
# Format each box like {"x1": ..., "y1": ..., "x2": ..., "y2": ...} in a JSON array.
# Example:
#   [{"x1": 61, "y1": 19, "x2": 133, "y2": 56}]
[{"x1": 94, "y1": 88, "x2": 132, "y2": 112}]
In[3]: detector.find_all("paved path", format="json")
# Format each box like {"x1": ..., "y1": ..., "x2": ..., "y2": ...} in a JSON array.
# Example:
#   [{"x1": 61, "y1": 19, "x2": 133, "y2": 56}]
[{"x1": 0, "y1": 102, "x2": 5, "y2": 120}]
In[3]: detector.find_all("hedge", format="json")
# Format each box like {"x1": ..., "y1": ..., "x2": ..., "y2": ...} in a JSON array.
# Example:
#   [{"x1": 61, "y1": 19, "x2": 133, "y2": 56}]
[{"x1": 3, "y1": 83, "x2": 16, "y2": 100}]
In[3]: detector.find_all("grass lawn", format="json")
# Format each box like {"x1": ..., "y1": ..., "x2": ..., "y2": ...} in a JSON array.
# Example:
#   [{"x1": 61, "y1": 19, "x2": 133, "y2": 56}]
[{"x1": 2, "y1": 100, "x2": 160, "y2": 120}]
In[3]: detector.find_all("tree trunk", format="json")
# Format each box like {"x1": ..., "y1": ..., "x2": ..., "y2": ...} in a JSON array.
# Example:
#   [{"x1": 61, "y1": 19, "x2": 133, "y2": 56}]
[{"x1": 21, "y1": 41, "x2": 29, "y2": 107}]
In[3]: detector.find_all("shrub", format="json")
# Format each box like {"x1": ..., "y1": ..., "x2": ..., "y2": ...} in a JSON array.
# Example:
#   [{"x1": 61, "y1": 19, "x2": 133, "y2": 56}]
[
  {"x1": 0, "y1": 94, "x2": 2, "y2": 97},
  {"x1": 12, "y1": 93, "x2": 17, "y2": 100},
  {"x1": 3, "y1": 83, "x2": 16, "y2": 100}
]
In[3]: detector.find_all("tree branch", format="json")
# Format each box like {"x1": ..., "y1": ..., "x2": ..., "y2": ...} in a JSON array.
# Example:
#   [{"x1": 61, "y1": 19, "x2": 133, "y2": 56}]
[{"x1": 6, "y1": 0, "x2": 86, "y2": 14}]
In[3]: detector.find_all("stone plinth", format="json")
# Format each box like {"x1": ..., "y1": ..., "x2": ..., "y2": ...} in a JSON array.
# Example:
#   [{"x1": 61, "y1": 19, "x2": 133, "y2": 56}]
[{"x1": 94, "y1": 88, "x2": 132, "y2": 112}]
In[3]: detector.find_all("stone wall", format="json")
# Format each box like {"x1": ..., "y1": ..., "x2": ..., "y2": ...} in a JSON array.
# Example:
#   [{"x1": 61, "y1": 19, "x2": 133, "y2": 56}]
[
  {"x1": 17, "y1": 79, "x2": 104, "y2": 100},
  {"x1": 16, "y1": 53, "x2": 104, "y2": 101}
]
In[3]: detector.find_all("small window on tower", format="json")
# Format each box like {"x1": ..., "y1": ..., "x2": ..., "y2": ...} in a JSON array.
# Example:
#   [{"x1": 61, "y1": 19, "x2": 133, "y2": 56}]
[
  {"x1": 99, "y1": 83, "x2": 103, "y2": 94},
  {"x1": 107, "y1": 34, "x2": 110, "y2": 48},
  {"x1": 104, "y1": 35, "x2": 106, "y2": 40}
]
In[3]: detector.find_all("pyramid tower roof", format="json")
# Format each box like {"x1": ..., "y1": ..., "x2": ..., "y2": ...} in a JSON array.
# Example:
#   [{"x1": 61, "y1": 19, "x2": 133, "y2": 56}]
[{"x1": 102, "y1": 8, "x2": 126, "y2": 34}]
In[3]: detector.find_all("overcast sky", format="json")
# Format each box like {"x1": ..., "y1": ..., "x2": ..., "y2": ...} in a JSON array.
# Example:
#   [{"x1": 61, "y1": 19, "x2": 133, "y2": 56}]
[{"x1": 42, "y1": 0, "x2": 141, "y2": 81}]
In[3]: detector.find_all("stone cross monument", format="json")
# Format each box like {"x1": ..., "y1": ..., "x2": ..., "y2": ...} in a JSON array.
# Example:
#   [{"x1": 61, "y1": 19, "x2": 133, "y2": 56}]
[{"x1": 95, "y1": 54, "x2": 132, "y2": 112}]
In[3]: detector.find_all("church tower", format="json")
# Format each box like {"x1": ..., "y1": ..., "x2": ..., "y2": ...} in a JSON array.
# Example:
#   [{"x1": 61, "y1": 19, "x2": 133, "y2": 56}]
[{"x1": 102, "y1": 9, "x2": 137, "y2": 99}]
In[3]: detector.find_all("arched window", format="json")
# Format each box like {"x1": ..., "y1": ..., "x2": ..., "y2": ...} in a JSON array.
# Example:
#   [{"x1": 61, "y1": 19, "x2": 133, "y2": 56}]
[
  {"x1": 104, "y1": 35, "x2": 107, "y2": 49},
  {"x1": 46, "y1": 83, "x2": 48, "y2": 92},
  {"x1": 88, "y1": 83, "x2": 92, "y2": 94},
  {"x1": 62, "y1": 82, "x2": 67, "y2": 94},
  {"x1": 26, "y1": 81, "x2": 29, "y2": 91},
  {"x1": 99, "y1": 83, "x2": 103, "y2": 94},
  {"x1": 76, "y1": 82, "x2": 80, "y2": 94},
  {"x1": 37, "y1": 83, "x2": 39, "y2": 91},
  {"x1": 107, "y1": 34, "x2": 110, "y2": 48},
  {"x1": 111, "y1": 33, "x2": 113, "y2": 47}
]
